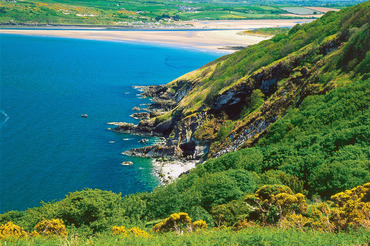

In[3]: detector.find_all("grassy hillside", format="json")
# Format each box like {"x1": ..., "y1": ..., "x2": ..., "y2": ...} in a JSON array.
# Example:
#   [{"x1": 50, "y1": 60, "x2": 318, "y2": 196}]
[
  {"x1": 0, "y1": 0, "x2": 362, "y2": 26},
  {"x1": 0, "y1": 2, "x2": 369, "y2": 245},
  {"x1": 160, "y1": 1, "x2": 369, "y2": 162}
]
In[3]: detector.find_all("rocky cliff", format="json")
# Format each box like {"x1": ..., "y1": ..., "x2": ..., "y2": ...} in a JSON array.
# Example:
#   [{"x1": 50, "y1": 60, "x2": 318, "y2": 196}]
[{"x1": 112, "y1": 2, "x2": 369, "y2": 166}]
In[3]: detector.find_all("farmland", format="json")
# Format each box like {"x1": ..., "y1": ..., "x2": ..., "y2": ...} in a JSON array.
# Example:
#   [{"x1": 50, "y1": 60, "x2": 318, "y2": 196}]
[
  {"x1": 280, "y1": 7, "x2": 321, "y2": 15},
  {"x1": 0, "y1": 0, "x2": 352, "y2": 26}
]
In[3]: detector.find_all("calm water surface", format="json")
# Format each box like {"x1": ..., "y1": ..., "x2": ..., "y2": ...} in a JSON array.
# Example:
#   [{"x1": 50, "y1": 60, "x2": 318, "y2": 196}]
[{"x1": 0, "y1": 34, "x2": 222, "y2": 213}]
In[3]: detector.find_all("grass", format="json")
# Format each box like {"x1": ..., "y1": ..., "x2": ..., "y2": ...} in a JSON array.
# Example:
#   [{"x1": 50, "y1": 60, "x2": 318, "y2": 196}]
[
  {"x1": 0, "y1": 0, "x2": 335, "y2": 25},
  {"x1": 280, "y1": 7, "x2": 318, "y2": 15},
  {"x1": 2, "y1": 227, "x2": 369, "y2": 245},
  {"x1": 244, "y1": 27, "x2": 291, "y2": 36}
]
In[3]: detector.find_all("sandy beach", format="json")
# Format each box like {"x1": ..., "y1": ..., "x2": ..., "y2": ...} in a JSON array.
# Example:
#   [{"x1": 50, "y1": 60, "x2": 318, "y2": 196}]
[
  {"x1": 0, "y1": 19, "x2": 314, "y2": 52},
  {"x1": 178, "y1": 19, "x2": 314, "y2": 29},
  {"x1": 152, "y1": 159, "x2": 198, "y2": 184}
]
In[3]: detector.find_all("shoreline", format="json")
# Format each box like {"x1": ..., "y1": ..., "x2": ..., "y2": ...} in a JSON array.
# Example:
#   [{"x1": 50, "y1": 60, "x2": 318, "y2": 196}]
[
  {"x1": 114, "y1": 85, "x2": 201, "y2": 184},
  {"x1": 0, "y1": 29, "x2": 270, "y2": 53},
  {"x1": 0, "y1": 19, "x2": 314, "y2": 53},
  {"x1": 152, "y1": 159, "x2": 198, "y2": 184},
  {"x1": 3, "y1": 19, "x2": 316, "y2": 184},
  {"x1": 0, "y1": 19, "x2": 315, "y2": 30}
]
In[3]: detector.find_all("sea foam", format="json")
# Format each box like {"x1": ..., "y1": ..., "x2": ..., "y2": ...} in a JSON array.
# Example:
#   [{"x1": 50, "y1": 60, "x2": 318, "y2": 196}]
[{"x1": 0, "y1": 110, "x2": 9, "y2": 127}]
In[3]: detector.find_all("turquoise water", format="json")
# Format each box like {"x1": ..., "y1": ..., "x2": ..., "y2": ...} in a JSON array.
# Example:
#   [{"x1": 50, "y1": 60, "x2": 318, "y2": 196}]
[{"x1": 0, "y1": 34, "x2": 222, "y2": 213}]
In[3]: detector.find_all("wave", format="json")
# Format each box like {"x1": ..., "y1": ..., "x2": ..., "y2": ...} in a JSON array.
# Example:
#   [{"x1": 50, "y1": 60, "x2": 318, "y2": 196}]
[{"x1": 0, "y1": 110, "x2": 9, "y2": 127}]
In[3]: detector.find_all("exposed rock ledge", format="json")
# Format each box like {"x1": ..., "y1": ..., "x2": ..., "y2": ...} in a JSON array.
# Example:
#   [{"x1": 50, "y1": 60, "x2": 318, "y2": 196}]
[
  {"x1": 123, "y1": 145, "x2": 180, "y2": 158},
  {"x1": 130, "y1": 112, "x2": 150, "y2": 120},
  {"x1": 107, "y1": 120, "x2": 167, "y2": 136},
  {"x1": 108, "y1": 84, "x2": 205, "y2": 184},
  {"x1": 109, "y1": 84, "x2": 206, "y2": 160}
]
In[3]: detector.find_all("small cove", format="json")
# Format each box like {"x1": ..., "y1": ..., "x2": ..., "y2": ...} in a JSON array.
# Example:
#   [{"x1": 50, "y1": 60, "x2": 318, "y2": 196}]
[{"x1": 0, "y1": 34, "x2": 222, "y2": 213}]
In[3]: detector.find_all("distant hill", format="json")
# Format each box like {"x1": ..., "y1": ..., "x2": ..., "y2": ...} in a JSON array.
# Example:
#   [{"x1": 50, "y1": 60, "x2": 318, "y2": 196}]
[
  {"x1": 0, "y1": 0, "x2": 366, "y2": 25},
  {"x1": 181, "y1": 0, "x2": 365, "y2": 7}
]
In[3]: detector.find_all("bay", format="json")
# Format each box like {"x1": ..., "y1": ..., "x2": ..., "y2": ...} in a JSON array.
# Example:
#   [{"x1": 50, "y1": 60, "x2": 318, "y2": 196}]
[{"x1": 0, "y1": 34, "x2": 222, "y2": 213}]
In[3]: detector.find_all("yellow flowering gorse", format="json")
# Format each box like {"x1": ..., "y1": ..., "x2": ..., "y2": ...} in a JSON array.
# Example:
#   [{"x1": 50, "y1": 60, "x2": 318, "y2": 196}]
[
  {"x1": 0, "y1": 221, "x2": 28, "y2": 240},
  {"x1": 34, "y1": 218, "x2": 68, "y2": 237}
]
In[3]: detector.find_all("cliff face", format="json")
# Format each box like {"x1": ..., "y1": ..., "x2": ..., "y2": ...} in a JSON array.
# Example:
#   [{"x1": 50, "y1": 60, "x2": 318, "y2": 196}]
[{"x1": 116, "y1": 2, "x2": 369, "y2": 162}]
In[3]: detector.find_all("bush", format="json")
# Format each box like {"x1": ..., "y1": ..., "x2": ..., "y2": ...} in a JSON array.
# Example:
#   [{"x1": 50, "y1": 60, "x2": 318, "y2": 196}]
[
  {"x1": 192, "y1": 220, "x2": 207, "y2": 230},
  {"x1": 330, "y1": 182, "x2": 370, "y2": 230},
  {"x1": 53, "y1": 189, "x2": 123, "y2": 233},
  {"x1": 245, "y1": 184, "x2": 307, "y2": 224},
  {"x1": 112, "y1": 226, "x2": 127, "y2": 236},
  {"x1": 0, "y1": 221, "x2": 28, "y2": 240},
  {"x1": 192, "y1": 172, "x2": 244, "y2": 210},
  {"x1": 129, "y1": 227, "x2": 151, "y2": 238},
  {"x1": 211, "y1": 199, "x2": 250, "y2": 227},
  {"x1": 33, "y1": 218, "x2": 68, "y2": 237},
  {"x1": 112, "y1": 225, "x2": 151, "y2": 238},
  {"x1": 151, "y1": 212, "x2": 191, "y2": 233}
]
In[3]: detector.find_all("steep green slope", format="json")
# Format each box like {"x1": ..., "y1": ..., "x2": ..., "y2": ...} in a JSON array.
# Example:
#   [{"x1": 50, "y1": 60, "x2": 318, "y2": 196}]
[
  {"x1": 131, "y1": 1, "x2": 369, "y2": 161},
  {"x1": 111, "y1": 0, "x2": 369, "y2": 218}
]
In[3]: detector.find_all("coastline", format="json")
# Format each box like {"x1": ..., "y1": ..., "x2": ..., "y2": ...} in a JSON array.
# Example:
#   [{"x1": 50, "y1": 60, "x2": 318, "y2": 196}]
[
  {"x1": 2, "y1": 19, "x2": 316, "y2": 185},
  {"x1": 0, "y1": 19, "x2": 314, "y2": 53},
  {"x1": 113, "y1": 85, "x2": 202, "y2": 184},
  {"x1": 152, "y1": 159, "x2": 198, "y2": 184},
  {"x1": 0, "y1": 29, "x2": 270, "y2": 53}
]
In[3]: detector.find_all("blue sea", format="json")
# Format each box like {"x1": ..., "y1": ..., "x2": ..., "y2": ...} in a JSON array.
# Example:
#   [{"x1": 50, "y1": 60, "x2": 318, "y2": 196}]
[{"x1": 0, "y1": 34, "x2": 222, "y2": 213}]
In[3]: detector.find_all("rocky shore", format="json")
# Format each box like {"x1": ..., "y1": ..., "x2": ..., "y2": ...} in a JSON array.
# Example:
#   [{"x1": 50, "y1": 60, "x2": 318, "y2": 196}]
[
  {"x1": 108, "y1": 46, "x2": 296, "y2": 183},
  {"x1": 108, "y1": 51, "x2": 294, "y2": 183},
  {"x1": 109, "y1": 84, "x2": 205, "y2": 183}
]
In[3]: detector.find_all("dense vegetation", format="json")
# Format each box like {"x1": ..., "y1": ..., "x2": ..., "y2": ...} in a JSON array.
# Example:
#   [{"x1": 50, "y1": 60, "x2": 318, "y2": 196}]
[
  {"x1": 164, "y1": 0, "x2": 369, "y2": 161},
  {"x1": 243, "y1": 27, "x2": 291, "y2": 36},
  {"x1": 1, "y1": 184, "x2": 369, "y2": 244},
  {"x1": 0, "y1": 0, "x2": 362, "y2": 26},
  {"x1": 0, "y1": 2, "x2": 369, "y2": 245}
]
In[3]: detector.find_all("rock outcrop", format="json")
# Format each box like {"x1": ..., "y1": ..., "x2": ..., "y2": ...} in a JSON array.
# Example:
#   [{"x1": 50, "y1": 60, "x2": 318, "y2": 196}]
[
  {"x1": 131, "y1": 112, "x2": 150, "y2": 120},
  {"x1": 110, "y1": 19, "x2": 347, "y2": 166}
]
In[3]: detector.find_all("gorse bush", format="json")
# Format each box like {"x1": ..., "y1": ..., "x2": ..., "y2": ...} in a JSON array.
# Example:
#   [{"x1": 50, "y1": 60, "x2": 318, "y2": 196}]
[
  {"x1": 329, "y1": 182, "x2": 370, "y2": 230},
  {"x1": 112, "y1": 226, "x2": 127, "y2": 236},
  {"x1": 233, "y1": 183, "x2": 370, "y2": 232},
  {"x1": 0, "y1": 221, "x2": 27, "y2": 240},
  {"x1": 152, "y1": 212, "x2": 192, "y2": 233},
  {"x1": 245, "y1": 184, "x2": 308, "y2": 225},
  {"x1": 192, "y1": 220, "x2": 207, "y2": 230},
  {"x1": 151, "y1": 212, "x2": 208, "y2": 234},
  {"x1": 33, "y1": 218, "x2": 68, "y2": 237},
  {"x1": 112, "y1": 226, "x2": 151, "y2": 238},
  {"x1": 0, "y1": 219, "x2": 68, "y2": 241},
  {"x1": 0, "y1": 185, "x2": 368, "y2": 244},
  {"x1": 129, "y1": 227, "x2": 152, "y2": 238}
]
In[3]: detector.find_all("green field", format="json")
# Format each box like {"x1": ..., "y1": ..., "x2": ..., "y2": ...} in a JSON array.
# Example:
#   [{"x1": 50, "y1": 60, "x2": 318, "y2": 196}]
[
  {"x1": 280, "y1": 7, "x2": 320, "y2": 15},
  {"x1": 0, "y1": 0, "x2": 288, "y2": 25},
  {"x1": 0, "y1": 0, "x2": 359, "y2": 26}
]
